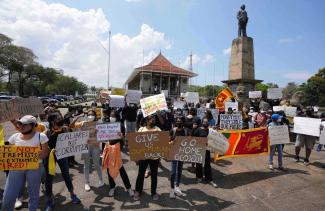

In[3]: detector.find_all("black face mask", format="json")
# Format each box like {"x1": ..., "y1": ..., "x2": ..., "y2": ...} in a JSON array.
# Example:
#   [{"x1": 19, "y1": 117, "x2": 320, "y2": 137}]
[
  {"x1": 149, "y1": 122, "x2": 155, "y2": 128},
  {"x1": 21, "y1": 128, "x2": 34, "y2": 135},
  {"x1": 176, "y1": 123, "x2": 183, "y2": 128},
  {"x1": 56, "y1": 119, "x2": 64, "y2": 127},
  {"x1": 202, "y1": 123, "x2": 209, "y2": 128},
  {"x1": 103, "y1": 117, "x2": 110, "y2": 122}
]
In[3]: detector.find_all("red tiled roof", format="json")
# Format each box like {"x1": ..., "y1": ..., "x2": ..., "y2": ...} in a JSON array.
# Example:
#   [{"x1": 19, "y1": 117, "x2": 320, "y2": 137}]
[{"x1": 135, "y1": 53, "x2": 197, "y2": 77}]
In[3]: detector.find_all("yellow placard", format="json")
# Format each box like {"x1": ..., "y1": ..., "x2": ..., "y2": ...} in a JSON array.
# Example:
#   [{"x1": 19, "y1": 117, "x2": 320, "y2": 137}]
[
  {"x1": 111, "y1": 88, "x2": 126, "y2": 96},
  {"x1": 0, "y1": 124, "x2": 4, "y2": 146},
  {"x1": 0, "y1": 146, "x2": 40, "y2": 170}
]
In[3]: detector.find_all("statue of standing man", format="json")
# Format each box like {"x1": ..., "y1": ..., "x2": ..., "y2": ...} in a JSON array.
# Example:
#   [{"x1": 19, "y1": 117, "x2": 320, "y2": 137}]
[{"x1": 237, "y1": 4, "x2": 248, "y2": 37}]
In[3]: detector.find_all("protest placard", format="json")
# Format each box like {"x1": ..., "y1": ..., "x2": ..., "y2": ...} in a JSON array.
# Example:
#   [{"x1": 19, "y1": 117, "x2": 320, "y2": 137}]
[
  {"x1": 166, "y1": 136, "x2": 207, "y2": 164},
  {"x1": 0, "y1": 97, "x2": 44, "y2": 123},
  {"x1": 96, "y1": 122, "x2": 121, "y2": 142},
  {"x1": 267, "y1": 88, "x2": 283, "y2": 99},
  {"x1": 140, "y1": 93, "x2": 167, "y2": 117},
  {"x1": 211, "y1": 109, "x2": 219, "y2": 123},
  {"x1": 220, "y1": 114, "x2": 242, "y2": 130},
  {"x1": 173, "y1": 100, "x2": 185, "y2": 109},
  {"x1": 184, "y1": 92, "x2": 199, "y2": 104},
  {"x1": 127, "y1": 131, "x2": 170, "y2": 161},
  {"x1": 109, "y1": 95, "x2": 125, "y2": 108},
  {"x1": 273, "y1": 106, "x2": 285, "y2": 112},
  {"x1": 249, "y1": 91, "x2": 262, "y2": 99},
  {"x1": 55, "y1": 131, "x2": 89, "y2": 159},
  {"x1": 207, "y1": 129, "x2": 229, "y2": 155},
  {"x1": 225, "y1": 101, "x2": 238, "y2": 112},
  {"x1": 284, "y1": 107, "x2": 297, "y2": 117},
  {"x1": 161, "y1": 90, "x2": 168, "y2": 97},
  {"x1": 126, "y1": 90, "x2": 142, "y2": 104},
  {"x1": 111, "y1": 88, "x2": 126, "y2": 96},
  {"x1": 293, "y1": 117, "x2": 321, "y2": 137},
  {"x1": 268, "y1": 125, "x2": 290, "y2": 145},
  {"x1": 320, "y1": 130, "x2": 325, "y2": 145},
  {"x1": 0, "y1": 146, "x2": 40, "y2": 170},
  {"x1": 197, "y1": 108, "x2": 206, "y2": 120}
]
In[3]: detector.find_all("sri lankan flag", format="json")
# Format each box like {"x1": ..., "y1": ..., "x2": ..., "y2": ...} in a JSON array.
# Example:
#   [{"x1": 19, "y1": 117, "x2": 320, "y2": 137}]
[
  {"x1": 215, "y1": 127, "x2": 269, "y2": 160},
  {"x1": 215, "y1": 87, "x2": 235, "y2": 111}
]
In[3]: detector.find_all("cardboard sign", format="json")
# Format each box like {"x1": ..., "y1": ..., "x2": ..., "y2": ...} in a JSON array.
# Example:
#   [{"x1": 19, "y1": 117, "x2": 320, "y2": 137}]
[
  {"x1": 273, "y1": 106, "x2": 285, "y2": 112},
  {"x1": 267, "y1": 88, "x2": 283, "y2": 99},
  {"x1": 166, "y1": 136, "x2": 207, "y2": 164},
  {"x1": 207, "y1": 129, "x2": 229, "y2": 154},
  {"x1": 126, "y1": 90, "x2": 142, "y2": 104},
  {"x1": 249, "y1": 91, "x2": 262, "y2": 99},
  {"x1": 96, "y1": 122, "x2": 121, "y2": 142},
  {"x1": 0, "y1": 146, "x2": 40, "y2": 170},
  {"x1": 225, "y1": 101, "x2": 238, "y2": 112},
  {"x1": 55, "y1": 131, "x2": 89, "y2": 159},
  {"x1": 127, "y1": 131, "x2": 170, "y2": 161},
  {"x1": 184, "y1": 92, "x2": 199, "y2": 104},
  {"x1": 268, "y1": 125, "x2": 290, "y2": 145},
  {"x1": 173, "y1": 100, "x2": 185, "y2": 109},
  {"x1": 220, "y1": 114, "x2": 242, "y2": 130},
  {"x1": 0, "y1": 97, "x2": 44, "y2": 123},
  {"x1": 161, "y1": 90, "x2": 168, "y2": 97},
  {"x1": 284, "y1": 107, "x2": 297, "y2": 117},
  {"x1": 109, "y1": 95, "x2": 125, "y2": 108},
  {"x1": 140, "y1": 93, "x2": 167, "y2": 117},
  {"x1": 293, "y1": 117, "x2": 321, "y2": 137}
]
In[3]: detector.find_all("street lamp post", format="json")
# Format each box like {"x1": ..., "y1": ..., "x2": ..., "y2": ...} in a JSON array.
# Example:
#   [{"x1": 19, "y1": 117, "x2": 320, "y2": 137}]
[{"x1": 96, "y1": 31, "x2": 111, "y2": 90}]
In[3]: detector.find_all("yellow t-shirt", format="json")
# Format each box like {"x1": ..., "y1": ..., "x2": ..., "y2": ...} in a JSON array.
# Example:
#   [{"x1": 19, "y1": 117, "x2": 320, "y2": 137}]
[
  {"x1": 35, "y1": 123, "x2": 47, "y2": 133},
  {"x1": 0, "y1": 124, "x2": 4, "y2": 145}
]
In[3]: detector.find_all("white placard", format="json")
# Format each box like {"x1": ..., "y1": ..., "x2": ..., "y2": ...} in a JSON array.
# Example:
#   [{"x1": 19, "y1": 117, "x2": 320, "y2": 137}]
[
  {"x1": 220, "y1": 114, "x2": 242, "y2": 130},
  {"x1": 140, "y1": 93, "x2": 168, "y2": 117},
  {"x1": 293, "y1": 117, "x2": 321, "y2": 137},
  {"x1": 126, "y1": 90, "x2": 142, "y2": 104},
  {"x1": 184, "y1": 92, "x2": 199, "y2": 104},
  {"x1": 161, "y1": 90, "x2": 168, "y2": 97},
  {"x1": 320, "y1": 130, "x2": 325, "y2": 145},
  {"x1": 207, "y1": 129, "x2": 229, "y2": 154},
  {"x1": 96, "y1": 122, "x2": 121, "y2": 142},
  {"x1": 55, "y1": 131, "x2": 89, "y2": 159},
  {"x1": 109, "y1": 95, "x2": 125, "y2": 108},
  {"x1": 268, "y1": 125, "x2": 290, "y2": 145},
  {"x1": 267, "y1": 88, "x2": 283, "y2": 99},
  {"x1": 273, "y1": 106, "x2": 285, "y2": 112},
  {"x1": 173, "y1": 100, "x2": 185, "y2": 109},
  {"x1": 197, "y1": 108, "x2": 206, "y2": 120},
  {"x1": 284, "y1": 107, "x2": 297, "y2": 117},
  {"x1": 249, "y1": 91, "x2": 262, "y2": 99},
  {"x1": 206, "y1": 103, "x2": 210, "y2": 108},
  {"x1": 211, "y1": 109, "x2": 219, "y2": 123},
  {"x1": 225, "y1": 101, "x2": 238, "y2": 112}
]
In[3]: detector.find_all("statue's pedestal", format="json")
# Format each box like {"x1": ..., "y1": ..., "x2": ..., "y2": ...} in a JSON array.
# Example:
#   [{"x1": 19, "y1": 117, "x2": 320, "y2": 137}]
[{"x1": 222, "y1": 37, "x2": 262, "y2": 95}]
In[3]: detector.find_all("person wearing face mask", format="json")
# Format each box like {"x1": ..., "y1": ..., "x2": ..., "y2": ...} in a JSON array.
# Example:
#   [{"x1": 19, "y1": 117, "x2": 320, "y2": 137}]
[
  {"x1": 133, "y1": 115, "x2": 161, "y2": 201},
  {"x1": 193, "y1": 118, "x2": 218, "y2": 188},
  {"x1": 122, "y1": 103, "x2": 138, "y2": 149},
  {"x1": 1, "y1": 115, "x2": 49, "y2": 211},
  {"x1": 43, "y1": 114, "x2": 81, "y2": 211},
  {"x1": 71, "y1": 110, "x2": 104, "y2": 192},
  {"x1": 169, "y1": 116, "x2": 187, "y2": 199}
]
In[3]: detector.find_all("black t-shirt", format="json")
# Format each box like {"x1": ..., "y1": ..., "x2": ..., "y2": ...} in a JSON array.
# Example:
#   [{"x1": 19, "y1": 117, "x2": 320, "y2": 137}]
[
  {"x1": 193, "y1": 127, "x2": 209, "y2": 138},
  {"x1": 47, "y1": 128, "x2": 65, "y2": 150},
  {"x1": 123, "y1": 106, "x2": 138, "y2": 122},
  {"x1": 169, "y1": 128, "x2": 186, "y2": 140}
]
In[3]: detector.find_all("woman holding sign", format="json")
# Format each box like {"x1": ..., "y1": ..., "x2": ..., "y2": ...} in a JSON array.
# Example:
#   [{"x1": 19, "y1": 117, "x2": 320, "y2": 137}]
[{"x1": 2, "y1": 115, "x2": 49, "y2": 211}]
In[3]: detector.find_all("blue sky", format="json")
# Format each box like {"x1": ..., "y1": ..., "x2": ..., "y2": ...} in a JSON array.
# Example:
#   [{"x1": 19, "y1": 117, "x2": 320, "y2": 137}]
[{"x1": 2, "y1": 0, "x2": 325, "y2": 87}]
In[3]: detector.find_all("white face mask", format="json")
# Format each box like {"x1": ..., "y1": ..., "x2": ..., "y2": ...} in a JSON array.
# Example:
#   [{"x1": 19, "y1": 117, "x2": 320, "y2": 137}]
[
  {"x1": 110, "y1": 117, "x2": 116, "y2": 122},
  {"x1": 87, "y1": 116, "x2": 95, "y2": 122}
]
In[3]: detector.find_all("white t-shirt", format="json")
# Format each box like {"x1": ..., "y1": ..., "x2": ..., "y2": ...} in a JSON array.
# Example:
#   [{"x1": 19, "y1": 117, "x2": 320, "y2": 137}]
[{"x1": 8, "y1": 132, "x2": 49, "y2": 147}]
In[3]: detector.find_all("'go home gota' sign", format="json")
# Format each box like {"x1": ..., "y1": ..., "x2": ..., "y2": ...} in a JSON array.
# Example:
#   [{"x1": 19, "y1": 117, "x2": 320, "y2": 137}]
[
  {"x1": 166, "y1": 136, "x2": 207, "y2": 164},
  {"x1": 0, "y1": 146, "x2": 40, "y2": 170},
  {"x1": 127, "y1": 131, "x2": 170, "y2": 161},
  {"x1": 55, "y1": 131, "x2": 89, "y2": 159}
]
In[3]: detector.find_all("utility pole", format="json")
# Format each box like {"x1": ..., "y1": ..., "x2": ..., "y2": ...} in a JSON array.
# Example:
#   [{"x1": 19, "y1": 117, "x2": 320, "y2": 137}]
[{"x1": 108, "y1": 30, "x2": 111, "y2": 89}]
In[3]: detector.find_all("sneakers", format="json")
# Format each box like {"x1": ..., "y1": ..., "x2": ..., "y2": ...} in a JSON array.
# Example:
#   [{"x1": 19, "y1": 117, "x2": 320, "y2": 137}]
[
  {"x1": 128, "y1": 188, "x2": 134, "y2": 197},
  {"x1": 45, "y1": 200, "x2": 54, "y2": 211},
  {"x1": 85, "y1": 184, "x2": 91, "y2": 192},
  {"x1": 152, "y1": 194, "x2": 159, "y2": 201},
  {"x1": 294, "y1": 156, "x2": 300, "y2": 162},
  {"x1": 174, "y1": 187, "x2": 186, "y2": 196},
  {"x1": 133, "y1": 191, "x2": 140, "y2": 201},
  {"x1": 108, "y1": 188, "x2": 115, "y2": 197},
  {"x1": 278, "y1": 166, "x2": 287, "y2": 171},
  {"x1": 303, "y1": 159, "x2": 310, "y2": 166},
  {"x1": 209, "y1": 181, "x2": 218, "y2": 188},
  {"x1": 169, "y1": 190, "x2": 176, "y2": 199},
  {"x1": 14, "y1": 198, "x2": 23, "y2": 209},
  {"x1": 71, "y1": 194, "x2": 81, "y2": 204},
  {"x1": 268, "y1": 164, "x2": 274, "y2": 170},
  {"x1": 98, "y1": 180, "x2": 104, "y2": 187}
]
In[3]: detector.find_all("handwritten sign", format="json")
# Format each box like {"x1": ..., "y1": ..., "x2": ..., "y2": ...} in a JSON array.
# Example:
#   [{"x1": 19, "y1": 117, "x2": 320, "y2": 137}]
[
  {"x1": 320, "y1": 129, "x2": 325, "y2": 145},
  {"x1": 55, "y1": 131, "x2": 89, "y2": 159},
  {"x1": 293, "y1": 117, "x2": 321, "y2": 137},
  {"x1": 267, "y1": 88, "x2": 283, "y2": 99},
  {"x1": 249, "y1": 91, "x2": 262, "y2": 99},
  {"x1": 211, "y1": 109, "x2": 219, "y2": 123},
  {"x1": 268, "y1": 125, "x2": 290, "y2": 145},
  {"x1": 184, "y1": 92, "x2": 199, "y2": 104},
  {"x1": 96, "y1": 122, "x2": 121, "y2": 142},
  {"x1": 173, "y1": 100, "x2": 185, "y2": 109},
  {"x1": 197, "y1": 108, "x2": 206, "y2": 120},
  {"x1": 273, "y1": 106, "x2": 285, "y2": 112},
  {"x1": 220, "y1": 114, "x2": 242, "y2": 130},
  {"x1": 127, "y1": 131, "x2": 170, "y2": 161},
  {"x1": 140, "y1": 93, "x2": 167, "y2": 117},
  {"x1": 109, "y1": 95, "x2": 125, "y2": 108},
  {"x1": 284, "y1": 107, "x2": 297, "y2": 117},
  {"x1": 0, "y1": 146, "x2": 40, "y2": 170},
  {"x1": 126, "y1": 90, "x2": 142, "y2": 104},
  {"x1": 207, "y1": 129, "x2": 229, "y2": 154},
  {"x1": 225, "y1": 101, "x2": 238, "y2": 112},
  {"x1": 0, "y1": 97, "x2": 44, "y2": 123},
  {"x1": 166, "y1": 136, "x2": 207, "y2": 164}
]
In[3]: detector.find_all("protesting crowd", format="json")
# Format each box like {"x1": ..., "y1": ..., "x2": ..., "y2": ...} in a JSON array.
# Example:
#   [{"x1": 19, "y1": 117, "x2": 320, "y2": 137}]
[{"x1": 0, "y1": 89, "x2": 324, "y2": 211}]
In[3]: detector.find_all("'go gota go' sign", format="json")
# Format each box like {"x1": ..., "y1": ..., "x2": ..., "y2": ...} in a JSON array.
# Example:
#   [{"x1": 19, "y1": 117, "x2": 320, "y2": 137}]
[
  {"x1": 127, "y1": 131, "x2": 170, "y2": 161},
  {"x1": 166, "y1": 136, "x2": 207, "y2": 164},
  {"x1": 0, "y1": 146, "x2": 40, "y2": 170}
]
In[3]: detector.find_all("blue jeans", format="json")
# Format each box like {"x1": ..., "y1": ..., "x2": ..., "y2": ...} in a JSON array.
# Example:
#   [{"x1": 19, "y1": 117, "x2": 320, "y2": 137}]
[
  {"x1": 43, "y1": 156, "x2": 74, "y2": 199},
  {"x1": 269, "y1": 145, "x2": 283, "y2": 167},
  {"x1": 2, "y1": 167, "x2": 41, "y2": 211},
  {"x1": 170, "y1": 161, "x2": 183, "y2": 189}
]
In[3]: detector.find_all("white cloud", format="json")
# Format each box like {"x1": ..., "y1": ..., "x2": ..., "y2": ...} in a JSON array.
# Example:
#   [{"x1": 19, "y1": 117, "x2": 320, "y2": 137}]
[
  {"x1": 0, "y1": 0, "x2": 171, "y2": 87},
  {"x1": 125, "y1": 0, "x2": 142, "y2": 2},
  {"x1": 279, "y1": 36, "x2": 302, "y2": 44},
  {"x1": 202, "y1": 54, "x2": 215, "y2": 64},
  {"x1": 283, "y1": 71, "x2": 312, "y2": 80},
  {"x1": 222, "y1": 47, "x2": 231, "y2": 55}
]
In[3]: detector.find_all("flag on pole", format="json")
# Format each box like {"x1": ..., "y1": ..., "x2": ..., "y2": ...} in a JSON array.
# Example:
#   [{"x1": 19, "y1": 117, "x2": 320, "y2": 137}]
[{"x1": 215, "y1": 87, "x2": 235, "y2": 111}]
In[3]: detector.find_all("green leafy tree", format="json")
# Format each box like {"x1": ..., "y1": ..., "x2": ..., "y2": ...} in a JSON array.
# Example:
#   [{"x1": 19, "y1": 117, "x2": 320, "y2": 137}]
[{"x1": 301, "y1": 68, "x2": 325, "y2": 106}]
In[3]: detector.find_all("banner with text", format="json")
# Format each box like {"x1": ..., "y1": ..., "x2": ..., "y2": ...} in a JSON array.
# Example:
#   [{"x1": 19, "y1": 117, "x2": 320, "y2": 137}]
[
  {"x1": 0, "y1": 146, "x2": 40, "y2": 170},
  {"x1": 184, "y1": 92, "x2": 199, "y2": 104},
  {"x1": 293, "y1": 117, "x2": 321, "y2": 137},
  {"x1": 267, "y1": 88, "x2": 283, "y2": 99},
  {"x1": 109, "y1": 95, "x2": 125, "y2": 108},
  {"x1": 220, "y1": 114, "x2": 242, "y2": 130},
  {"x1": 249, "y1": 91, "x2": 262, "y2": 99},
  {"x1": 140, "y1": 93, "x2": 167, "y2": 117},
  {"x1": 268, "y1": 125, "x2": 290, "y2": 145},
  {"x1": 55, "y1": 131, "x2": 89, "y2": 159},
  {"x1": 96, "y1": 122, "x2": 121, "y2": 142}
]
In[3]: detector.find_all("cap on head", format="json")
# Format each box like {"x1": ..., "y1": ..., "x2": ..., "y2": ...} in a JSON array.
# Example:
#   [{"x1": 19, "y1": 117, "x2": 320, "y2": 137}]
[
  {"x1": 271, "y1": 114, "x2": 281, "y2": 120},
  {"x1": 18, "y1": 115, "x2": 37, "y2": 125}
]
